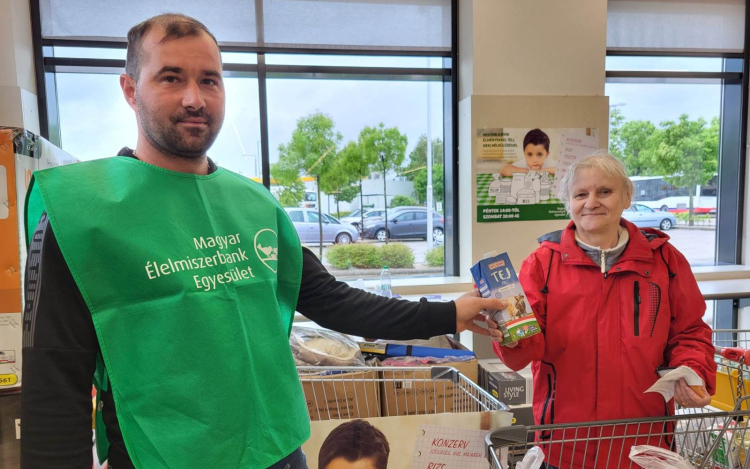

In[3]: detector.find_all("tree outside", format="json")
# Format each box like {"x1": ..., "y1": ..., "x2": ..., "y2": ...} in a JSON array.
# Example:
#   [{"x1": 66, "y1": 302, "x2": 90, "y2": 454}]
[
  {"x1": 390, "y1": 195, "x2": 415, "y2": 207},
  {"x1": 413, "y1": 164, "x2": 444, "y2": 206},
  {"x1": 360, "y1": 123, "x2": 408, "y2": 244},
  {"x1": 340, "y1": 139, "x2": 377, "y2": 229},
  {"x1": 609, "y1": 109, "x2": 719, "y2": 226},
  {"x1": 649, "y1": 115, "x2": 718, "y2": 226},
  {"x1": 404, "y1": 134, "x2": 444, "y2": 205},
  {"x1": 273, "y1": 112, "x2": 343, "y2": 255}
]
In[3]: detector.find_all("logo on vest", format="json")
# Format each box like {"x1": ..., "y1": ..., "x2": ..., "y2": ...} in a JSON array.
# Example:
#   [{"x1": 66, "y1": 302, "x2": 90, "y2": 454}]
[{"x1": 254, "y1": 229, "x2": 279, "y2": 273}]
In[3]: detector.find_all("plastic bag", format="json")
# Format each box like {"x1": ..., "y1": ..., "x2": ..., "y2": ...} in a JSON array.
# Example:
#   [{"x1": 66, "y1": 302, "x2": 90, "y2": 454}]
[
  {"x1": 515, "y1": 447, "x2": 544, "y2": 469},
  {"x1": 381, "y1": 355, "x2": 475, "y2": 367},
  {"x1": 629, "y1": 445, "x2": 693, "y2": 469},
  {"x1": 290, "y1": 327, "x2": 365, "y2": 366}
]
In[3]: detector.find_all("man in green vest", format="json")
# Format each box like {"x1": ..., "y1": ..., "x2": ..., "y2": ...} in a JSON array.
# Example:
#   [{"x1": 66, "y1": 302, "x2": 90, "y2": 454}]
[{"x1": 20, "y1": 13, "x2": 506, "y2": 469}]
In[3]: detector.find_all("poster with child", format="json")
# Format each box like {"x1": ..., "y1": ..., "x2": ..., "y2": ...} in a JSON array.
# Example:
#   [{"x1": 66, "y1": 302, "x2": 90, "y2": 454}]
[{"x1": 476, "y1": 127, "x2": 599, "y2": 222}]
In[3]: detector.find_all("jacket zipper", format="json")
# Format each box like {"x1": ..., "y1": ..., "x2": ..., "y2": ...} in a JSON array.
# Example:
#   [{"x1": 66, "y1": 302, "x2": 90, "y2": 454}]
[
  {"x1": 539, "y1": 374, "x2": 553, "y2": 439},
  {"x1": 634, "y1": 281, "x2": 641, "y2": 337}
]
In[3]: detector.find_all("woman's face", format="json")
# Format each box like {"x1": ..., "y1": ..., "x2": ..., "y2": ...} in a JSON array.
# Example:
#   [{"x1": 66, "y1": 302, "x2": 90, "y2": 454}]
[
  {"x1": 569, "y1": 167, "x2": 630, "y2": 240},
  {"x1": 325, "y1": 456, "x2": 379, "y2": 469}
]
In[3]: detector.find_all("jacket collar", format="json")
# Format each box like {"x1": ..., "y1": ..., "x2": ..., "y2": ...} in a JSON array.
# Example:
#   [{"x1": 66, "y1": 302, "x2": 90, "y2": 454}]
[{"x1": 541, "y1": 219, "x2": 669, "y2": 271}]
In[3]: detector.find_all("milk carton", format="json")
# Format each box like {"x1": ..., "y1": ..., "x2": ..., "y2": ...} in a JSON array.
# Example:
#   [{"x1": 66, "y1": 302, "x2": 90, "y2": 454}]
[{"x1": 470, "y1": 252, "x2": 541, "y2": 345}]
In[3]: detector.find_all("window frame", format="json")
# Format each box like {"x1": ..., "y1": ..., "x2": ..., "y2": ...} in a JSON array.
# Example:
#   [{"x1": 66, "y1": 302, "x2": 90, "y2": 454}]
[
  {"x1": 606, "y1": 47, "x2": 749, "y2": 330},
  {"x1": 29, "y1": 0, "x2": 461, "y2": 277}
]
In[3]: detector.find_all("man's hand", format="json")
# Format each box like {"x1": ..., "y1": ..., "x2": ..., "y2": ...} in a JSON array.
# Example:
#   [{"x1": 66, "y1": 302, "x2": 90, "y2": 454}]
[
  {"x1": 674, "y1": 378, "x2": 711, "y2": 408},
  {"x1": 454, "y1": 290, "x2": 507, "y2": 340}
]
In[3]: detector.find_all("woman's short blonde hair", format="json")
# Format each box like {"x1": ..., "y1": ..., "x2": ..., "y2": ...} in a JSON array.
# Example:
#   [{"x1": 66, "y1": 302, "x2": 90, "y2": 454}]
[{"x1": 558, "y1": 152, "x2": 633, "y2": 213}]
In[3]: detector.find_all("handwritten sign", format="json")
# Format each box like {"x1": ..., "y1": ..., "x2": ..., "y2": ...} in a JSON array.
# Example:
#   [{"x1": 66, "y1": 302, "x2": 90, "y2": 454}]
[
  {"x1": 553, "y1": 134, "x2": 600, "y2": 198},
  {"x1": 412, "y1": 425, "x2": 489, "y2": 469}
]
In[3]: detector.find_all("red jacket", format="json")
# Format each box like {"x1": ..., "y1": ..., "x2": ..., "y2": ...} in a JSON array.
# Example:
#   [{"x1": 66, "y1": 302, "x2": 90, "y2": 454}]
[{"x1": 493, "y1": 219, "x2": 716, "y2": 468}]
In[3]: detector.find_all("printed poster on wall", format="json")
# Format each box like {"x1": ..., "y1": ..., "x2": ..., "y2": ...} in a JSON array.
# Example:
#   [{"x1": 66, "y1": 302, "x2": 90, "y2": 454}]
[
  {"x1": 302, "y1": 411, "x2": 511, "y2": 469},
  {"x1": 476, "y1": 128, "x2": 600, "y2": 222}
]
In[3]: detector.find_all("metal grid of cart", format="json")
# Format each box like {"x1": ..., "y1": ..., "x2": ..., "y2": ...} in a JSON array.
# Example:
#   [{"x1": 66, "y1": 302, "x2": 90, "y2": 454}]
[
  {"x1": 484, "y1": 329, "x2": 750, "y2": 468},
  {"x1": 297, "y1": 365, "x2": 508, "y2": 421}
]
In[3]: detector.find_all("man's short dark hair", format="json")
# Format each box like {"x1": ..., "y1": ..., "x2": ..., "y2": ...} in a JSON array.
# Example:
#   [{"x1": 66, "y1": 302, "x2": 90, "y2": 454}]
[
  {"x1": 319, "y1": 420, "x2": 390, "y2": 469},
  {"x1": 125, "y1": 13, "x2": 219, "y2": 81},
  {"x1": 523, "y1": 128, "x2": 551, "y2": 153}
]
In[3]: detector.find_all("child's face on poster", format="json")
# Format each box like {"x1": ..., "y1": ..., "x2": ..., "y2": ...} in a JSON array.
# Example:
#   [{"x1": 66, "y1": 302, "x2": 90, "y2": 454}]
[{"x1": 524, "y1": 143, "x2": 549, "y2": 170}]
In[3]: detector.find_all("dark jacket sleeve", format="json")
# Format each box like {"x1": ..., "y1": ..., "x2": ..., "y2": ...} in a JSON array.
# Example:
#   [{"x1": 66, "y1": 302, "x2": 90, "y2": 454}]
[
  {"x1": 296, "y1": 247, "x2": 456, "y2": 340},
  {"x1": 21, "y1": 213, "x2": 99, "y2": 469}
]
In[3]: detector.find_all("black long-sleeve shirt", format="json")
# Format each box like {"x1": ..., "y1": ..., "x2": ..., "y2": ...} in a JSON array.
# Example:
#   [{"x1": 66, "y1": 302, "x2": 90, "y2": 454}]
[{"x1": 20, "y1": 155, "x2": 456, "y2": 469}]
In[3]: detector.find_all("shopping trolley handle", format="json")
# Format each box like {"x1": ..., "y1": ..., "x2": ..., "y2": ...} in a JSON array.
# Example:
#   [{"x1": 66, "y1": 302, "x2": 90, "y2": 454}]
[
  {"x1": 485, "y1": 426, "x2": 528, "y2": 448},
  {"x1": 717, "y1": 346, "x2": 750, "y2": 363},
  {"x1": 429, "y1": 366, "x2": 460, "y2": 382}
]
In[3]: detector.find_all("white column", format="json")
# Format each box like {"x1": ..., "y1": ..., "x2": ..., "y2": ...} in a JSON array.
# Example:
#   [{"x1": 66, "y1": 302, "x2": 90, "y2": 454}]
[
  {"x1": 0, "y1": 0, "x2": 39, "y2": 132},
  {"x1": 458, "y1": 0, "x2": 609, "y2": 358}
]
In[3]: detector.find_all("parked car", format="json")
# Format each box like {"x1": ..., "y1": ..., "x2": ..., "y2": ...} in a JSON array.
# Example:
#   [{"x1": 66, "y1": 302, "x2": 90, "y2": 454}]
[
  {"x1": 284, "y1": 208, "x2": 360, "y2": 244},
  {"x1": 639, "y1": 196, "x2": 716, "y2": 215},
  {"x1": 622, "y1": 204, "x2": 677, "y2": 230},
  {"x1": 338, "y1": 209, "x2": 365, "y2": 226},
  {"x1": 361, "y1": 208, "x2": 445, "y2": 242},
  {"x1": 341, "y1": 208, "x2": 389, "y2": 230}
]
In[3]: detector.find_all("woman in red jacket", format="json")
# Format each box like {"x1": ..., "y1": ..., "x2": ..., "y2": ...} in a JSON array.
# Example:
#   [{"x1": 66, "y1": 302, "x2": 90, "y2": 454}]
[{"x1": 491, "y1": 153, "x2": 716, "y2": 469}]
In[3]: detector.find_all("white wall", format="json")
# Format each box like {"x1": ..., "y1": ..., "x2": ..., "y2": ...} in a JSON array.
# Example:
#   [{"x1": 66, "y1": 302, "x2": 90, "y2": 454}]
[
  {"x1": 0, "y1": 0, "x2": 39, "y2": 132},
  {"x1": 459, "y1": 0, "x2": 607, "y2": 99},
  {"x1": 458, "y1": 0, "x2": 609, "y2": 358},
  {"x1": 359, "y1": 178, "x2": 416, "y2": 209}
]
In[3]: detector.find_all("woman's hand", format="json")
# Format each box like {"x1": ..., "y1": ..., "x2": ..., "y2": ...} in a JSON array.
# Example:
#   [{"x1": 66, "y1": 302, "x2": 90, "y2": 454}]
[
  {"x1": 485, "y1": 316, "x2": 511, "y2": 344},
  {"x1": 674, "y1": 378, "x2": 710, "y2": 408}
]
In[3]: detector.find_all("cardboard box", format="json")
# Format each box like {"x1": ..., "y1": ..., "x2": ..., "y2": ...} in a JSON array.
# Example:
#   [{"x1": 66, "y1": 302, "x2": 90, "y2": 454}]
[
  {"x1": 0, "y1": 129, "x2": 77, "y2": 392},
  {"x1": 380, "y1": 358, "x2": 479, "y2": 417},
  {"x1": 300, "y1": 369, "x2": 381, "y2": 421},
  {"x1": 479, "y1": 359, "x2": 533, "y2": 405},
  {"x1": 488, "y1": 370, "x2": 527, "y2": 405}
]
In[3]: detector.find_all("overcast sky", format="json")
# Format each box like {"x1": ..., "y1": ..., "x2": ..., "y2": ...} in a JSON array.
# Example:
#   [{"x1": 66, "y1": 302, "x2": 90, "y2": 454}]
[{"x1": 56, "y1": 53, "x2": 723, "y2": 178}]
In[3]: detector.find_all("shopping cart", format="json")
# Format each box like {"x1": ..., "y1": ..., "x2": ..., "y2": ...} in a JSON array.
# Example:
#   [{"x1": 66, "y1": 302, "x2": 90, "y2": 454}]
[
  {"x1": 485, "y1": 402, "x2": 750, "y2": 469},
  {"x1": 713, "y1": 329, "x2": 750, "y2": 412},
  {"x1": 483, "y1": 331, "x2": 750, "y2": 468},
  {"x1": 297, "y1": 365, "x2": 508, "y2": 420}
]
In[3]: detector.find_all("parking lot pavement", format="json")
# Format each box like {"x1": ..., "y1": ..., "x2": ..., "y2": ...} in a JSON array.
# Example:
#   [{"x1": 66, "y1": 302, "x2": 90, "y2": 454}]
[{"x1": 665, "y1": 227, "x2": 717, "y2": 266}]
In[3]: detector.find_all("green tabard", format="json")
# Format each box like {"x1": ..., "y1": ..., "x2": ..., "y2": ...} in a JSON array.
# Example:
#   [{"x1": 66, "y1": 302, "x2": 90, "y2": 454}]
[{"x1": 25, "y1": 157, "x2": 308, "y2": 468}]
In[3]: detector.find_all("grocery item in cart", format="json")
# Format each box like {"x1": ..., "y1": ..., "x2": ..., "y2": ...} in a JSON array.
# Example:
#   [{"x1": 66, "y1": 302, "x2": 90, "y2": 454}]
[
  {"x1": 291, "y1": 327, "x2": 365, "y2": 366},
  {"x1": 628, "y1": 445, "x2": 692, "y2": 469},
  {"x1": 470, "y1": 252, "x2": 540, "y2": 345},
  {"x1": 515, "y1": 446, "x2": 545, "y2": 469},
  {"x1": 358, "y1": 342, "x2": 475, "y2": 359}
]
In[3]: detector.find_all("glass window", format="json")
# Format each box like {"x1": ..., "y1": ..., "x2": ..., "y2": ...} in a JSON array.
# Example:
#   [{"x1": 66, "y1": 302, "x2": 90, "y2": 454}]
[
  {"x1": 266, "y1": 54, "x2": 444, "y2": 69},
  {"x1": 396, "y1": 212, "x2": 414, "y2": 221},
  {"x1": 607, "y1": 60, "x2": 723, "y2": 266},
  {"x1": 56, "y1": 73, "x2": 138, "y2": 158},
  {"x1": 605, "y1": 56, "x2": 724, "y2": 73},
  {"x1": 288, "y1": 210, "x2": 304, "y2": 222},
  {"x1": 267, "y1": 71, "x2": 445, "y2": 279},
  {"x1": 53, "y1": 46, "x2": 127, "y2": 60},
  {"x1": 55, "y1": 73, "x2": 262, "y2": 178},
  {"x1": 415, "y1": 211, "x2": 427, "y2": 220},
  {"x1": 308, "y1": 211, "x2": 320, "y2": 223},
  {"x1": 636, "y1": 204, "x2": 653, "y2": 212},
  {"x1": 324, "y1": 214, "x2": 340, "y2": 224}
]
